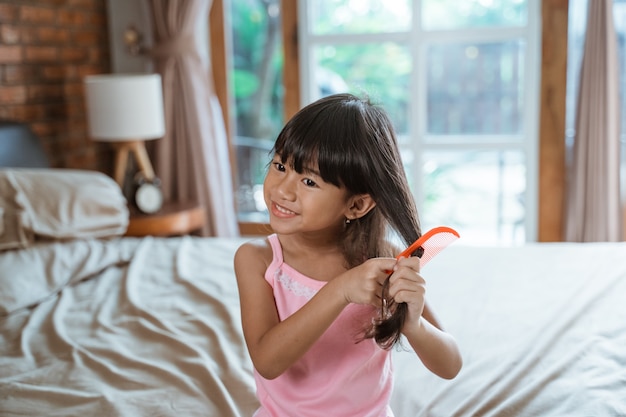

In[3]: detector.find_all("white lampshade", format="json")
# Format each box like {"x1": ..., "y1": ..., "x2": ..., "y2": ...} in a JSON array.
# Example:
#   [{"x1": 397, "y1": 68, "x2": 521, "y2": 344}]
[{"x1": 84, "y1": 73, "x2": 165, "y2": 141}]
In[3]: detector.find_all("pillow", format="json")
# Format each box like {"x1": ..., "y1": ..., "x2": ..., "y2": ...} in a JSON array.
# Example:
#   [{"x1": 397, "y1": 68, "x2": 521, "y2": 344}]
[{"x1": 0, "y1": 169, "x2": 129, "y2": 250}]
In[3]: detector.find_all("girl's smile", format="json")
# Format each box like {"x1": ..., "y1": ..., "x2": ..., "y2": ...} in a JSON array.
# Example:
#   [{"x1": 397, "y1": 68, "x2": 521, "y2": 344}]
[{"x1": 270, "y1": 202, "x2": 297, "y2": 218}]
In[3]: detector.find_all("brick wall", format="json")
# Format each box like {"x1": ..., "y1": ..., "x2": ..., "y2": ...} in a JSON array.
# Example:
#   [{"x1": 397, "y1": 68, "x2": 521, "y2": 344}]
[{"x1": 0, "y1": 0, "x2": 112, "y2": 172}]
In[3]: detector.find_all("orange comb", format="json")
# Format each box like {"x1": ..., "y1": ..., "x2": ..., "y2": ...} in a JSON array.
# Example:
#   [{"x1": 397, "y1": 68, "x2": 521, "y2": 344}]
[
  {"x1": 379, "y1": 226, "x2": 460, "y2": 323},
  {"x1": 396, "y1": 226, "x2": 460, "y2": 268}
]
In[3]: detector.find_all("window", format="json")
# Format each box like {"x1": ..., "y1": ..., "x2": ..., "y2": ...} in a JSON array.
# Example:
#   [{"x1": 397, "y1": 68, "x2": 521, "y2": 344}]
[
  {"x1": 229, "y1": 0, "x2": 284, "y2": 224},
  {"x1": 228, "y1": 0, "x2": 542, "y2": 244},
  {"x1": 299, "y1": 0, "x2": 541, "y2": 245}
]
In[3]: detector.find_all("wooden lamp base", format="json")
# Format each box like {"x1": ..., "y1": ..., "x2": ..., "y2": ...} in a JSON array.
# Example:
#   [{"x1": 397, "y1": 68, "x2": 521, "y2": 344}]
[{"x1": 111, "y1": 140, "x2": 155, "y2": 186}]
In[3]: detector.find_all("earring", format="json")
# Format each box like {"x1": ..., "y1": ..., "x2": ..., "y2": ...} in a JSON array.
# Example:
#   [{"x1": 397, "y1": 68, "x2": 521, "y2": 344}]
[{"x1": 345, "y1": 218, "x2": 351, "y2": 224}]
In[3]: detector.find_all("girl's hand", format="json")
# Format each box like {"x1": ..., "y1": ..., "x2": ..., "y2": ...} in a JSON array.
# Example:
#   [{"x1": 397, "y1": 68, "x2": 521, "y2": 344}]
[
  {"x1": 386, "y1": 256, "x2": 426, "y2": 322},
  {"x1": 336, "y1": 258, "x2": 398, "y2": 307}
]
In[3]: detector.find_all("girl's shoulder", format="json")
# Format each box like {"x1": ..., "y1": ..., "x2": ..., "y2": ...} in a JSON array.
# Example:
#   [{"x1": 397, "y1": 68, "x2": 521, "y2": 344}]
[{"x1": 234, "y1": 236, "x2": 274, "y2": 278}]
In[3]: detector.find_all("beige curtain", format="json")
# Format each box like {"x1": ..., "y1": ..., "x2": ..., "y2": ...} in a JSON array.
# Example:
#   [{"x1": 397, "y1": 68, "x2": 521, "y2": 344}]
[
  {"x1": 148, "y1": 0, "x2": 239, "y2": 237},
  {"x1": 565, "y1": 0, "x2": 622, "y2": 242}
]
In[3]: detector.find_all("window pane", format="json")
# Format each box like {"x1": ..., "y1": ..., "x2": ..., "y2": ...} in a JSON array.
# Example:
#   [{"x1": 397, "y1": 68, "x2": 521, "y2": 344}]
[
  {"x1": 230, "y1": 0, "x2": 283, "y2": 221},
  {"x1": 565, "y1": 0, "x2": 587, "y2": 148},
  {"x1": 313, "y1": 43, "x2": 411, "y2": 135},
  {"x1": 422, "y1": 0, "x2": 527, "y2": 30},
  {"x1": 427, "y1": 41, "x2": 525, "y2": 136},
  {"x1": 422, "y1": 150, "x2": 526, "y2": 245},
  {"x1": 235, "y1": 137, "x2": 272, "y2": 220},
  {"x1": 309, "y1": 0, "x2": 411, "y2": 35}
]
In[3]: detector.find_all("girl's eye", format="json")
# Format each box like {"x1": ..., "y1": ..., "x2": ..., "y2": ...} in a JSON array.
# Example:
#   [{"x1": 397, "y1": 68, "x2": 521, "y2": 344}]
[
  {"x1": 273, "y1": 162, "x2": 286, "y2": 172},
  {"x1": 302, "y1": 178, "x2": 317, "y2": 187}
]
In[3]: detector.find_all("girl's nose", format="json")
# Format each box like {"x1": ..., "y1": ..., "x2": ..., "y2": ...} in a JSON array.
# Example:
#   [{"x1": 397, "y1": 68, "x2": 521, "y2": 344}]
[{"x1": 276, "y1": 174, "x2": 297, "y2": 201}]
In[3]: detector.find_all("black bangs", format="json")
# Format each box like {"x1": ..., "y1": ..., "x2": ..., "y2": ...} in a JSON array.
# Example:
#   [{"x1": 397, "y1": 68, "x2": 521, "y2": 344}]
[{"x1": 272, "y1": 95, "x2": 371, "y2": 193}]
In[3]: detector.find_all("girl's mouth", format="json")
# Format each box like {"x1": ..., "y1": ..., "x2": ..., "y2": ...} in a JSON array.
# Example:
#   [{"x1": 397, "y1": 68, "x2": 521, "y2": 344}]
[{"x1": 271, "y1": 202, "x2": 297, "y2": 218}]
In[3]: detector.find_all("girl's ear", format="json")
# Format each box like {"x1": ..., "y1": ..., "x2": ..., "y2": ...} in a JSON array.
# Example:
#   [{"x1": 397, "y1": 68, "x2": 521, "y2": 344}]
[{"x1": 346, "y1": 194, "x2": 376, "y2": 220}]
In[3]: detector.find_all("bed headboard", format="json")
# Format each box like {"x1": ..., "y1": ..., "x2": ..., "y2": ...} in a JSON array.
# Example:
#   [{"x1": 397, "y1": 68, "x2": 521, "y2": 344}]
[{"x1": 0, "y1": 121, "x2": 49, "y2": 168}]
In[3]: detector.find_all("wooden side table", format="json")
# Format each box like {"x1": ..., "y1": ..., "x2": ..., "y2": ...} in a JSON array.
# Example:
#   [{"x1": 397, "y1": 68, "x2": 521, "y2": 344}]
[{"x1": 125, "y1": 201, "x2": 206, "y2": 237}]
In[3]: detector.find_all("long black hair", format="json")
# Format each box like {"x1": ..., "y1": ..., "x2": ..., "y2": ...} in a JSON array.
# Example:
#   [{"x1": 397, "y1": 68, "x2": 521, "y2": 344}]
[{"x1": 272, "y1": 93, "x2": 422, "y2": 349}]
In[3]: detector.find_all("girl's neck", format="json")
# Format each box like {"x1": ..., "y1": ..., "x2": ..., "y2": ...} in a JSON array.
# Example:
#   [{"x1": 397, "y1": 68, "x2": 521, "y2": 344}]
[
  {"x1": 277, "y1": 232, "x2": 347, "y2": 282},
  {"x1": 278, "y1": 231, "x2": 340, "y2": 252}
]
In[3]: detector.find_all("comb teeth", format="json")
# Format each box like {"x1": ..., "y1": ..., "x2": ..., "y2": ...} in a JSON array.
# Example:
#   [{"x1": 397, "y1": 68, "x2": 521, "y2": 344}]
[
  {"x1": 398, "y1": 226, "x2": 460, "y2": 268},
  {"x1": 418, "y1": 230, "x2": 459, "y2": 268}
]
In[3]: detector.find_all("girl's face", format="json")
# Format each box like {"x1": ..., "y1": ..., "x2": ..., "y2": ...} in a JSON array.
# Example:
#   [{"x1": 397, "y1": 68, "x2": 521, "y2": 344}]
[{"x1": 263, "y1": 154, "x2": 352, "y2": 235}]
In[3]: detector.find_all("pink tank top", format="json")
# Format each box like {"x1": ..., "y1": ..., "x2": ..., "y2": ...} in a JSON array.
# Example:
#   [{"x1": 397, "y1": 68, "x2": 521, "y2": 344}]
[{"x1": 253, "y1": 234, "x2": 394, "y2": 417}]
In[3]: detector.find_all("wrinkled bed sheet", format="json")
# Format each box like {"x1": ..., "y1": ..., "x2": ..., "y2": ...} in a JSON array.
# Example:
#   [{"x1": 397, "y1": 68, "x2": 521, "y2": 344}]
[
  {"x1": 1, "y1": 238, "x2": 626, "y2": 417},
  {"x1": 0, "y1": 236, "x2": 258, "y2": 417}
]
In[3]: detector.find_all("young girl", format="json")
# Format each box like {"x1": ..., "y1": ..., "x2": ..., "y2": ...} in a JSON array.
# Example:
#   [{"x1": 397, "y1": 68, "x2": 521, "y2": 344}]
[{"x1": 234, "y1": 93, "x2": 462, "y2": 417}]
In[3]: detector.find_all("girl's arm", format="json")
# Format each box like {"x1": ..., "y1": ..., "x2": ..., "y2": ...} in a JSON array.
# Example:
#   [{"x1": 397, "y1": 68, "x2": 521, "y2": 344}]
[
  {"x1": 388, "y1": 257, "x2": 463, "y2": 379},
  {"x1": 234, "y1": 240, "x2": 397, "y2": 380},
  {"x1": 403, "y1": 304, "x2": 463, "y2": 379},
  {"x1": 236, "y1": 241, "x2": 346, "y2": 379}
]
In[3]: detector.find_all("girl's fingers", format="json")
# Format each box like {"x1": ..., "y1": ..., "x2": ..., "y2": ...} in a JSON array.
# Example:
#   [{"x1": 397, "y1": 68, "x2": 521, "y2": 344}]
[
  {"x1": 389, "y1": 267, "x2": 424, "y2": 286},
  {"x1": 394, "y1": 256, "x2": 421, "y2": 271},
  {"x1": 387, "y1": 266, "x2": 425, "y2": 300}
]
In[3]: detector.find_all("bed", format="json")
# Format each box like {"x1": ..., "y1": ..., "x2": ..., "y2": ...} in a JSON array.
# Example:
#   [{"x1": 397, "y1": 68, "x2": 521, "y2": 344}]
[{"x1": 1, "y1": 167, "x2": 625, "y2": 417}]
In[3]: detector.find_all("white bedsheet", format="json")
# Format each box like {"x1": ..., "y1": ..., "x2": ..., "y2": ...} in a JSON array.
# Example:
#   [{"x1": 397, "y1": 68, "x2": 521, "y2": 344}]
[
  {"x1": 1, "y1": 238, "x2": 625, "y2": 416},
  {"x1": 391, "y1": 242, "x2": 626, "y2": 416}
]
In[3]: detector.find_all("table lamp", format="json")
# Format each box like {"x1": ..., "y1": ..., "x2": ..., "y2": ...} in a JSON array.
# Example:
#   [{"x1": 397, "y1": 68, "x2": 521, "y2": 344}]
[{"x1": 84, "y1": 73, "x2": 165, "y2": 187}]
